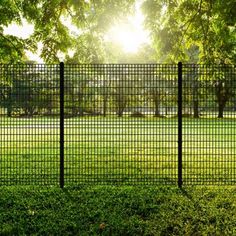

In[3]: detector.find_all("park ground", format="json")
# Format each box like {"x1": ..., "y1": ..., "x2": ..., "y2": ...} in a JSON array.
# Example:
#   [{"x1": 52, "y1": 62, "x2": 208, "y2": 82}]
[
  {"x1": 1, "y1": 116, "x2": 236, "y2": 185},
  {"x1": 1, "y1": 116, "x2": 236, "y2": 235},
  {"x1": 0, "y1": 186, "x2": 236, "y2": 235}
]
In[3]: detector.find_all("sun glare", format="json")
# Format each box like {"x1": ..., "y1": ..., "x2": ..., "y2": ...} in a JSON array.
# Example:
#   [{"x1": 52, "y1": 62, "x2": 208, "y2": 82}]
[
  {"x1": 3, "y1": 0, "x2": 150, "y2": 61},
  {"x1": 107, "y1": 25, "x2": 147, "y2": 53},
  {"x1": 105, "y1": 1, "x2": 150, "y2": 53}
]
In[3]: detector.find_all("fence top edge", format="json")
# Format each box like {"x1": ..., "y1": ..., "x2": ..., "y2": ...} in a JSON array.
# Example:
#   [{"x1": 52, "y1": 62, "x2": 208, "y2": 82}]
[{"x1": 0, "y1": 63, "x2": 235, "y2": 67}]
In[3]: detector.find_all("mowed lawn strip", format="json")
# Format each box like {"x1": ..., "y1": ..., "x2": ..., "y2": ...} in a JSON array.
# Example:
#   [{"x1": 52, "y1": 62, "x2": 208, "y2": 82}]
[{"x1": 0, "y1": 116, "x2": 235, "y2": 185}]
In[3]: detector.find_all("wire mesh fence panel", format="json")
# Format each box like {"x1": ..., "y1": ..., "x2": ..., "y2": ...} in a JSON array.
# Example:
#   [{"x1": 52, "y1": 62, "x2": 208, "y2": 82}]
[
  {"x1": 1, "y1": 62, "x2": 235, "y2": 186},
  {"x1": 64, "y1": 64, "x2": 178, "y2": 185},
  {"x1": 0, "y1": 64, "x2": 60, "y2": 186},
  {"x1": 182, "y1": 64, "x2": 236, "y2": 184}
]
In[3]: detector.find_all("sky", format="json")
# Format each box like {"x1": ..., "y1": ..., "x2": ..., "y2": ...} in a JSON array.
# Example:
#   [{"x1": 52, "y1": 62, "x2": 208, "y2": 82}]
[
  {"x1": 3, "y1": 1, "x2": 150, "y2": 62},
  {"x1": 3, "y1": 18, "x2": 44, "y2": 62}
]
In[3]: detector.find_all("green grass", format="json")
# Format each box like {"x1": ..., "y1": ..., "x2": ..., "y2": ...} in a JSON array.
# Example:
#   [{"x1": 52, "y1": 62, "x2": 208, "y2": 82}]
[
  {"x1": 0, "y1": 186, "x2": 236, "y2": 235},
  {"x1": 0, "y1": 116, "x2": 236, "y2": 185}
]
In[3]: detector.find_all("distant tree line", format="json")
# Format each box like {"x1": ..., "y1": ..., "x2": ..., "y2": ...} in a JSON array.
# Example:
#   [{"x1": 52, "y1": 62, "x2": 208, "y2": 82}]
[{"x1": 0, "y1": 64, "x2": 235, "y2": 118}]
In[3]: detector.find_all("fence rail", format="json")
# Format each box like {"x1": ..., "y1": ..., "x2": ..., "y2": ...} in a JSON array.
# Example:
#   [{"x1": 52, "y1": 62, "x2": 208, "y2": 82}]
[{"x1": 0, "y1": 62, "x2": 235, "y2": 187}]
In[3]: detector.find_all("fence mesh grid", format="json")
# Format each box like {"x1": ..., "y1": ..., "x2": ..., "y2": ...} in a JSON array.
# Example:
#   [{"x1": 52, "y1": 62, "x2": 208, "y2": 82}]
[
  {"x1": 182, "y1": 64, "x2": 236, "y2": 184},
  {"x1": 0, "y1": 63, "x2": 235, "y2": 186},
  {"x1": 0, "y1": 64, "x2": 60, "y2": 185},
  {"x1": 64, "y1": 64, "x2": 178, "y2": 185}
]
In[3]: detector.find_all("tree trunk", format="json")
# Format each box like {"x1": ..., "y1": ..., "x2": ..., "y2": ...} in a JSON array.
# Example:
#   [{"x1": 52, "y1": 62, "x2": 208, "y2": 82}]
[
  {"x1": 117, "y1": 104, "x2": 124, "y2": 117},
  {"x1": 216, "y1": 81, "x2": 228, "y2": 118},
  {"x1": 116, "y1": 95, "x2": 126, "y2": 117},
  {"x1": 117, "y1": 110, "x2": 123, "y2": 117},
  {"x1": 154, "y1": 100, "x2": 160, "y2": 117},
  {"x1": 78, "y1": 107, "x2": 84, "y2": 116},
  {"x1": 193, "y1": 100, "x2": 199, "y2": 118},
  {"x1": 103, "y1": 96, "x2": 108, "y2": 117},
  {"x1": 7, "y1": 108, "x2": 12, "y2": 117},
  {"x1": 7, "y1": 90, "x2": 12, "y2": 117},
  {"x1": 218, "y1": 102, "x2": 225, "y2": 118},
  {"x1": 72, "y1": 107, "x2": 77, "y2": 116},
  {"x1": 192, "y1": 75, "x2": 199, "y2": 118},
  {"x1": 47, "y1": 104, "x2": 52, "y2": 115}
]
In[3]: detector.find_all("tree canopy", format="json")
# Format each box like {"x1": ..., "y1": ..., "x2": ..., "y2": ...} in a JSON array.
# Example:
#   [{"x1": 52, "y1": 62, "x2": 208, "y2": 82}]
[
  {"x1": 0, "y1": 0, "x2": 235, "y2": 64},
  {"x1": 142, "y1": 0, "x2": 236, "y2": 63},
  {"x1": 0, "y1": 0, "x2": 135, "y2": 63}
]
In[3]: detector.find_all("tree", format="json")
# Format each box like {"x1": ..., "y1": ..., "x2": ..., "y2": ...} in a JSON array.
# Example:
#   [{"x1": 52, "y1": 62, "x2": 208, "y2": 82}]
[
  {"x1": 100, "y1": 77, "x2": 111, "y2": 117},
  {"x1": 0, "y1": 0, "x2": 35, "y2": 63},
  {"x1": 1, "y1": 0, "x2": 135, "y2": 63},
  {"x1": 39, "y1": 65, "x2": 60, "y2": 116},
  {"x1": 11, "y1": 65, "x2": 47, "y2": 116},
  {"x1": 94, "y1": 71, "x2": 112, "y2": 117},
  {"x1": 143, "y1": 66, "x2": 177, "y2": 117},
  {"x1": 0, "y1": 64, "x2": 21, "y2": 116},
  {"x1": 212, "y1": 65, "x2": 236, "y2": 118},
  {"x1": 182, "y1": 64, "x2": 201, "y2": 118},
  {"x1": 142, "y1": 0, "x2": 236, "y2": 64},
  {"x1": 64, "y1": 70, "x2": 90, "y2": 117},
  {"x1": 142, "y1": 0, "x2": 235, "y2": 118},
  {"x1": 0, "y1": 63, "x2": 59, "y2": 117},
  {"x1": 110, "y1": 66, "x2": 139, "y2": 117},
  {"x1": 0, "y1": 79, "x2": 12, "y2": 117},
  {"x1": 112, "y1": 76, "x2": 130, "y2": 117}
]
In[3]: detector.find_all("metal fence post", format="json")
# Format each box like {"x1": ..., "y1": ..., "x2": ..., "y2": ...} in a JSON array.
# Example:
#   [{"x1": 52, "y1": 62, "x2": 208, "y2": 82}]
[
  {"x1": 178, "y1": 62, "x2": 183, "y2": 187},
  {"x1": 60, "y1": 62, "x2": 65, "y2": 188}
]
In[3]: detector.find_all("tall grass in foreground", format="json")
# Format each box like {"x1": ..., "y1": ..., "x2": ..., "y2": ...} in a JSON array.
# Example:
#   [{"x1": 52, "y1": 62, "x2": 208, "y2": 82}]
[{"x1": 0, "y1": 186, "x2": 236, "y2": 235}]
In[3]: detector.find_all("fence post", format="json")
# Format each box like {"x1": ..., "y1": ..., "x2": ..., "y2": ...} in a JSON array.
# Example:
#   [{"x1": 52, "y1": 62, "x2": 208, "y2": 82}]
[
  {"x1": 60, "y1": 62, "x2": 65, "y2": 188},
  {"x1": 178, "y1": 62, "x2": 183, "y2": 188}
]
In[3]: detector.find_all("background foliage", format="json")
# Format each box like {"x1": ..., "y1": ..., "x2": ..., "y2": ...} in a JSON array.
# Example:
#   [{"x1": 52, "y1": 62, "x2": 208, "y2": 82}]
[{"x1": 1, "y1": 0, "x2": 235, "y2": 64}]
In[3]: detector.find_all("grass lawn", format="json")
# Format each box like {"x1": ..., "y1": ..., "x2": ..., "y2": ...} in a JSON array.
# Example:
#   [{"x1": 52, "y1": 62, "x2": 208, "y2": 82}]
[
  {"x1": 0, "y1": 116, "x2": 236, "y2": 186},
  {"x1": 0, "y1": 186, "x2": 236, "y2": 235}
]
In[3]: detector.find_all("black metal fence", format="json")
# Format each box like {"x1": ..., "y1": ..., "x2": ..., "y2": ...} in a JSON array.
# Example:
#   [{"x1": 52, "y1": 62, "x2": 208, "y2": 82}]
[{"x1": 0, "y1": 63, "x2": 235, "y2": 187}]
